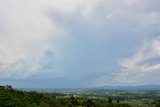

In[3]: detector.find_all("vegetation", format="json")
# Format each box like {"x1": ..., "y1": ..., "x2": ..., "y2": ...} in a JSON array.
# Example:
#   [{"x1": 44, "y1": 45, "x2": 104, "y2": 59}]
[
  {"x1": 0, "y1": 85, "x2": 132, "y2": 107},
  {"x1": 0, "y1": 85, "x2": 160, "y2": 107}
]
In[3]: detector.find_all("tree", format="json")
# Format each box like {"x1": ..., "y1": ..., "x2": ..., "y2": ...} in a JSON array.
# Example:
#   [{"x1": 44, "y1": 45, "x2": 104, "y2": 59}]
[
  {"x1": 70, "y1": 95, "x2": 75, "y2": 102},
  {"x1": 116, "y1": 97, "x2": 120, "y2": 103},
  {"x1": 108, "y1": 97, "x2": 112, "y2": 104},
  {"x1": 70, "y1": 95, "x2": 79, "y2": 106},
  {"x1": 5, "y1": 85, "x2": 13, "y2": 90},
  {"x1": 39, "y1": 102, "x2": 49, "y2": 107},
  {"x1": 86, "y1": 99, "x2": 94, "y2": 107}
]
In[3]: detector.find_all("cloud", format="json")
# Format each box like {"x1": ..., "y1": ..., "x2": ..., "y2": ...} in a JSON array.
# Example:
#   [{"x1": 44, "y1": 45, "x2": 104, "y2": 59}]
[
  {"x1": 90, "y1": 0, "x2": 160, "y2": 87},
  {"x1": 0, "y1": 0, "x2": 65, "y2": 79},
  {"x1": 116, "y1": 37, "x2": 160, "y2": 85},
  {"x1": 121, "y1": 37, "x2": 160, "y2": 73},
  {"x1": 94, "y1": 37, "x2": 160, "y2": 86},
  {"x1": 0, "y1": 47, "x2": 64, "y2": 79},
  {"x1": 0, "y1": 0, "x2": 104, "y2": 80},
  {"x1": 1, "y1": 0, "x2": 160, "y2": 88}
]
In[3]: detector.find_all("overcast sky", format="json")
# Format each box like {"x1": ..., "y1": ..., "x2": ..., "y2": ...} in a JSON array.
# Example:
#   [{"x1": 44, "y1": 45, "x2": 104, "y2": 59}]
[{"x1": 0, "y1": 0, "x2": 160, "y2": 88}]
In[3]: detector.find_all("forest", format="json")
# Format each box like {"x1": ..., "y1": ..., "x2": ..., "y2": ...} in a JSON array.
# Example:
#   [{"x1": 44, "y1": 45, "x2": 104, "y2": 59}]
[{"x1": 0, "y1": 85, "x2": 160, "y2": 107}]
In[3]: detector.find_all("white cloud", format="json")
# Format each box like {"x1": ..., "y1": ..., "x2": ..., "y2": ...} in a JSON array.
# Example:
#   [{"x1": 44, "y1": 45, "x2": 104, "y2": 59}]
[
  {"x1": 1, "y1": 0, "x2": 160, "y2": 81},
  {"x1": 0, "y1": 0, "x2": 105, "y2": 79},
  {"x1": 96, "y1": 37, "x2": 160, "y2": 86},
  {"x1": 121, "y1": 37, "x2": 160, "y2": 82},
  {"x1": 94, "y1": 37, "x2": 160, "y2": 86},
  {"x1": 121, "y1": 37, "x2": 160, "y2": 73},
  {"x1": 0, "y1": 0, "x2": 66, "y2": 79}
]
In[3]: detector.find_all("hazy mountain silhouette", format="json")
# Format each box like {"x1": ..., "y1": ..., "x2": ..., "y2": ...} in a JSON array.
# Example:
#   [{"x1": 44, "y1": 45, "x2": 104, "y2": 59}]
[{"x1": 97, "y1": 85, "x2": 160, "y2": 90}]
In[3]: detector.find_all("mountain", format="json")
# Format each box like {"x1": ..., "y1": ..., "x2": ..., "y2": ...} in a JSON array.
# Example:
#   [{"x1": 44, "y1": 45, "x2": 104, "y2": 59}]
[{"x1": 97, "y1": 85, "x2": 160, "y2": 90}]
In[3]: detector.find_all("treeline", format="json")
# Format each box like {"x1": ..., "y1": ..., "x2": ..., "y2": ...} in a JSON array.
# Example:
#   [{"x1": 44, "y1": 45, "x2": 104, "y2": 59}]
[
  {"x1": 0, "y1": 85, "x2": 132, "y2": 107},
  {"x1": 84, "y1": 89, "x2": 160, "y2": 100}
]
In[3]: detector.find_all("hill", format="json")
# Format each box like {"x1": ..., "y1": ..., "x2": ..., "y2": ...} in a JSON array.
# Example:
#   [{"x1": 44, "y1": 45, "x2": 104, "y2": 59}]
[{"x1": 98, "y1": 85, "x2": 160, "y2": 90}]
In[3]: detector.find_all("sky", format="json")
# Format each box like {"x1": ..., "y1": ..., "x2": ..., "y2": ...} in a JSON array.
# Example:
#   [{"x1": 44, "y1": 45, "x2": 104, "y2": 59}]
[{"x1": 0, "y1": 0, "x2": 160, "y2": 88}]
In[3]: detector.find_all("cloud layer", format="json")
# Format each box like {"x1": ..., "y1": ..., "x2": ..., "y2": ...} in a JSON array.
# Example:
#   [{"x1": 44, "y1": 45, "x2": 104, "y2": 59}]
[
  {"x1": 118, "y1": 37, "x2": 160, "y2": 85},
  {"x1": 0, "y1": 0, "x2": 160, "y2": 87},
  {"x1": 95, "y1": 37, "x2": 160, "y2": 86}
]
